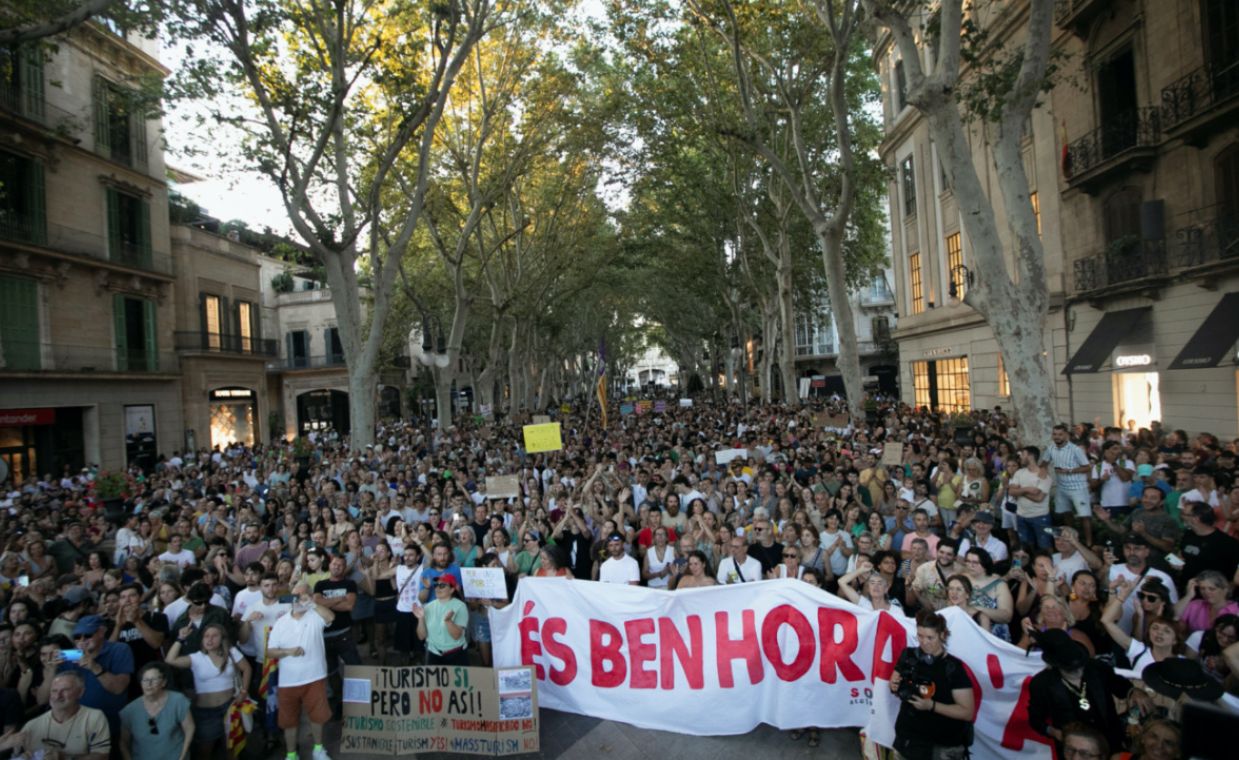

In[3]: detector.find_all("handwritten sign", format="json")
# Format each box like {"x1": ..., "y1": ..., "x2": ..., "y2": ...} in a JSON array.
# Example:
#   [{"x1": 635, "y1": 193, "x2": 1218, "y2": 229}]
[
  {"x1": 341, "y1": 666, "x2": 539, "y2": 756},
  {"x1": 880, "y1": 442, "x2": 904, "y2": 466},
  {"x1": 653, "y1": 400, "x2": 667, "y2": 413},
  {"x1": 522, "y1": 423, "x2": 562, "y2": 453},
  {"x1": 485, "y1": 475, "x2": 520, "y2": 500},
  {"x1": 679, "y1": 398, "x2": 693, "y2": 408},
  {"x1": 714, "y1": 448, "x2": 748, "y2": 466},
  {"x1": 462, "y1": 567, "x2": 508, "y2": 600}
]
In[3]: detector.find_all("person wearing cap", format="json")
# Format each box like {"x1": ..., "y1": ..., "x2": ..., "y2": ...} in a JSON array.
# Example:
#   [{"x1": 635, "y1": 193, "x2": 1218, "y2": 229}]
[
  {"x1": 412, "y1": 574, "x2": 469, "y2": 666},
  {"x1": 957, "y1": 510, "x2": 1008, "y2": 563},
  {"x1": 599, "y1": 533, "x2": 640, "y2": 585},
  {"x1": 1027, "y1": 628, "x2": 1151, "y2": 754},
  {"x1": 1104, "y1": 533, "x2": 1178, "y2": 635},
  {"x1": 42, "y1": 613, "x2": 134, "y2": 743}
]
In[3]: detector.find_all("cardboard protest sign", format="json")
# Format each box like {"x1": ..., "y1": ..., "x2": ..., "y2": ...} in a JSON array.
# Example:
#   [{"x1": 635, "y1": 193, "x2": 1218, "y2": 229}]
[
  {"x1": 653, "y1": 400, "x2": 667, "y2": 413},
  {"x1": 485, "y1": 475, "x2": 520, "y2": 500},
  {"x1": 462, "y1": 567, "x2": 508, "y2": 599},
  {"x1": 522, "y1": 423, "x2": 562, "y2": 453},
  {"x1": 714, "y1": 448, "x2": 748, "y2": 466},
  {"x1": 619, "y1": 403, "x2": 635, "y2": 416},
  {"x1": 679, "y1": 398, "x2": 693, "y2": 408},
  {"x1": 341, "y1": 665, "x2": 538, "y2": 756},
  {"x1": 880, "y1": 441, "x2": 904, "y2": 467},
  {"x1": 532, "y1": 414, "x2": 551, "y2": 424},
  {"x1": 479, "y1": 404, "x2": 492, "y2": 417},
  {"x1": 559, "y1": 404, "x2": 572, "y2": 414}
]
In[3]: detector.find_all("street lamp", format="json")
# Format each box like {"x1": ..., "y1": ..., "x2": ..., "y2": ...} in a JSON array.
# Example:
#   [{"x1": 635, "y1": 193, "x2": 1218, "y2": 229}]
[
  {"x1": 948, "y1": 264, "x2": 975, "y2": 303},
  {"x1": 418, "y1": 315, "x2": 451, "y2": 369}
]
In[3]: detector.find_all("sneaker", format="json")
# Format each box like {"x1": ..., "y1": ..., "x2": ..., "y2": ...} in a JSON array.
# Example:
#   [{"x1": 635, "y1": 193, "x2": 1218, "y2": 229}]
[{"x1": 312, "y1": 746, "x2": 332, "y2": 760}]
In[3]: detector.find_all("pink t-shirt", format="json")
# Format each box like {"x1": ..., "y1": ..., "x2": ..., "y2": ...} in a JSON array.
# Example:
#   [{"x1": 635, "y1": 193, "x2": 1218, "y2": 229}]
[
  {"x1": 1179, "y1": 599, "x2": 1239, "y2": 633},
  {"x1": 900, "y1": 531, "x2": 941, "y2": 558}
]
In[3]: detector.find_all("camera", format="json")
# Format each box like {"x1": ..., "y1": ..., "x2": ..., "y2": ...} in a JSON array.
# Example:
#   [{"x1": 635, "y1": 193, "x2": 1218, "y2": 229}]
[{"x1": 895, "y1": 659, "x2": 936, "y2": 702}]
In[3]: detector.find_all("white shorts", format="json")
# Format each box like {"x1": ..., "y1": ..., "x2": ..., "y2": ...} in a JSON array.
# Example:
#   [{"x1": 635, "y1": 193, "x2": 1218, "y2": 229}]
[{"x1": 1054, "y1": 488, "x2": 1092, "y2": 517}]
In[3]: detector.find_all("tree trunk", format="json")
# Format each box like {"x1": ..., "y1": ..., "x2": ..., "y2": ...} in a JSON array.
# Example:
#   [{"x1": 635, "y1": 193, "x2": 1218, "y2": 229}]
[
  {"x1": 776, "y1": 263, "x2": 798, "y2": 406},
  {"x1": 434, "y1": 367, "x2": 454, "y2": 429},
  {"x1": 813, "y1": 224, "x2": 864, "y2": 419}
]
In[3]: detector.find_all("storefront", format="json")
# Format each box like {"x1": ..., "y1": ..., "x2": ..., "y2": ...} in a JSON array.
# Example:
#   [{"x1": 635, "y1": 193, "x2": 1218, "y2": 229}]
[
  {"x1": 910, "y1": 354, "x2": 971, "y2": 413},
  {"x1": 296, "y1": 389, "x2": 350, "y2": 434},
  {"x1": 1065, "y1": 306, "x2": 1161, "y2": 430},
  {"x1": 209, "y1": 387, "x2": 258, "y2": 448},
  {"x1": 0, "y1": 407, "x2": 85, "y2": 483}
]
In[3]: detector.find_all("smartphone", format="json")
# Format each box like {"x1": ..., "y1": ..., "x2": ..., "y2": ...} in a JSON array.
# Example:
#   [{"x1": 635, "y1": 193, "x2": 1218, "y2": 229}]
[
  {"x1": 278, "y1": 594, "x2": 296, "y2": 604},
  {"x1": 62, "y1": 649, "x2": 84, "y2": 662},
  {"x1": 1011, "y1": 558, "x2": 1021, "y2": 570},
  {"x1": 16, "y1": 575, "x2": 28, "y2": 588}
]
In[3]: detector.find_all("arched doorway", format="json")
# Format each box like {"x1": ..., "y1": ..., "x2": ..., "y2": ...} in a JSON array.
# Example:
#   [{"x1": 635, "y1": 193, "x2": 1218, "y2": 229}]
[
  {"x1": 378, "y1": 386, "x2": 402, "y2": 419},
  {"x1": 209, "y1": 387, "x2": 257, "y2": 447},
  {"x1": 296, "y1": 389, "x2": 349, "y2": 435}
]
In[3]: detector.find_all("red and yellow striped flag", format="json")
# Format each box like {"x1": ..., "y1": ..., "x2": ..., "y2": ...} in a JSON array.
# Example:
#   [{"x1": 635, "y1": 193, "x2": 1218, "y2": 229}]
[
  {"x1": 227, "y1": 697, "x2": 258, "y2": 755},
  {"x1": 596, "y1": 373, "x2": 608, "y2": 429},
  {"x1": 258, "y1": 628, "x2": 277, "y2": 699}
]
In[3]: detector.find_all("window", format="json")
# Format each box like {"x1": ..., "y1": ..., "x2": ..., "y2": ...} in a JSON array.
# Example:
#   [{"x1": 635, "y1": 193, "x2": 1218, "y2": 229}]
[
  {"x1": 893, "y1": 59, "x2": 907, "y2": 112},
  {"x1": 868, "y1": 275, "x2": 892, "y2": 302},
  {"x1": 872, "y1": 316, "x2": 891, "y2": 342},
  {"x1": 106, "y1": 187, "x2": 151, "y2": 269},
  {"x1": 237, "y1": 302, "x2": 255, "y2": 353},
  {"x1": 1103, "y1": 188, "x2": 1142, "y2": 255},
  {"x1": 0, "y1": 149, "x2": 45, "y2": 244},
  {"x1": 946, "y1": 232, "x2": 964, "y2": 297},
  {"x1": 113, "y1": 295, "x2": 157, "y2": 371},
  {"x1": 795, "y1": 312, "x2": 835, "y2": 356},
  {"x1": 998, "y1": 354, "x2": 1010, "y2": 397},
  {"x1": 0, "y1": 44, "x2": 45, "y2": 121},
  {"x1": 1030, "y1": 191, "x2": 1042, "y2": 236},
  {"x1": 93, "y1": 76, "x2": 147, "y2": 168},
  {"x1": 1205, "y1": 1, "x2": 1239, "y2": 99},
  {"x1": 900, "y1": 155, "x2": 917, "y2": 218},
  {"x1": 287, "y1": 330, "x2": 308, "y2": 368},
  {"x1": 327, "y1": 327, "x2": 344, "y2": 365},
  {"x1": 1096, "y1": 48, "x2": 1138, "y2": 157},
  {"x1": 202, "y1": 294, "x2": 222, "y2": 349},
  {"x1": 0, "y1": 275, "x2": 40, "y2": 370},
  {"x1": 911, "y1": 357, "x2": 972, "y2": 412},
  {"x1": 909, "y1": 252, "x2": 924, "y2": 314}
]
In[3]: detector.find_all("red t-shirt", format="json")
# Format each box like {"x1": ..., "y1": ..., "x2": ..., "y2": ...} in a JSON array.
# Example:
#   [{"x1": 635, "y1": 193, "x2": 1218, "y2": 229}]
[{"x1": 636, "y1": 526, "x2": 678, "y2": 548}]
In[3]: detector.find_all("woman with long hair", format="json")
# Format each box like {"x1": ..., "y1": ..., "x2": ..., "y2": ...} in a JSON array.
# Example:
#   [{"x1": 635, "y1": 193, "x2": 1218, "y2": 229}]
[
  {"x1": 1102, "y1": 581, "x2": 1184, "y2": 676},
  {"x1": 165, "y1": 622, "x2": 251, "y2": 760},
  {"x1": 673, "y1": 551, "x2": 717, "y2": 590}
]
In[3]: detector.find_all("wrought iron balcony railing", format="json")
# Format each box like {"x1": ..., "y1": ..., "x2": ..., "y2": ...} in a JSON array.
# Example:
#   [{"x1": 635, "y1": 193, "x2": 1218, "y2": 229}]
[
  {"x1": 1161, "y1": 59, "x2": 1239, "y2": 131},
  {"x1": 1063, "y1": 107, "x2": 1160, "y2": 181},
  {"x1": 174, "y1": 332, "x2": 278, "y2": 357}
]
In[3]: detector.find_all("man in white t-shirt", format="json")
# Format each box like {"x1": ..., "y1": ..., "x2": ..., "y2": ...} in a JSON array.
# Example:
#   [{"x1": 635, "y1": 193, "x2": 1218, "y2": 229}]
[
  {"x1": 238, "y1": 573, "x2": 290, "y2": 662},
  {"x1": 716, "y1": 535, "x2": 763, "y2": 584},
  {"x1": 267, "y1": 579, "x2": 334, "y2": 760},
  {"x1": 1105, "y1": 534, "x2": 1178, "y2": 634},
  {"x1": 1009, "y1": 446, "x2": 1053, "y2": 550},
  {"x1": 1051, "y1": 526, "x2": 1099, "y2": 587},
  {"x1": 1091, "y1": 441, "x2": 1134, "y2": 517},
  {"x1": 599, "y1": 534, "x2": 640, "y2": 585},
  {"x1": 157, "y1": 535, "x2": 196, "y2": 568}
]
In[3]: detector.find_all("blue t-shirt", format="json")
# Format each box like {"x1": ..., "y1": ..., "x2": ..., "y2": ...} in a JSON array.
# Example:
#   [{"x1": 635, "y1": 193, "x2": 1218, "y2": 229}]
[
  {"x1": 420, "y1": 563, "x2": 463, "y2": 600},
  {"x1": 62, "y1": 640, "x2": 135, "y2": 735}
]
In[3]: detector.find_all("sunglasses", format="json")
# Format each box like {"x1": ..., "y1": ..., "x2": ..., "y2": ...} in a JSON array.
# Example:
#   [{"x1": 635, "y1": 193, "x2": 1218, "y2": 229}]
[
  {"x1": 434, "y1": 583, "x2": 453, "y2": 589},
  {"x1": 782, "y1": 553, "x2": 799, "y2": 559},
  {"x1": 149, "y1": 717, "x2": 159, "y2": 735}
]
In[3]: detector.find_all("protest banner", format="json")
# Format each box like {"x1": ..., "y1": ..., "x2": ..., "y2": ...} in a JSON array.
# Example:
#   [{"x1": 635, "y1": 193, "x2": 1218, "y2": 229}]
[
  {"x1": 485, "y1": 475, "x2": 520, "y2": 500},
  {"x1": 522, "y1": 423, "x2": 562, "y2": 453},
  {"x1": 714, "y1": 448, "x2": 748, "y2": 466},
  {"x1": 880, "y1": 442, "x2": 903, "y2": 467},
  {"x1": 340, "y1": 665, "x2": 538, "y2": 756},
  {"x1": 490, "y1": 579, "x2": 1051, "y2": 760},
  {"x1": 462, "y1": 567, "x2": 508, "y2": 600}
]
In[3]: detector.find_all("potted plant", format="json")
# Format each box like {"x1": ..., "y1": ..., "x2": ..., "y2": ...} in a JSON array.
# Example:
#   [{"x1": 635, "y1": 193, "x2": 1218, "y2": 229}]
[
  {"x1": 949, "y1": 411, "x2": 975, "y2": 445},
  {"x1": 92, "y1": 470, "x2": 133, "y2": 523},
  {"x1": 292, "y1": 435, "x2": 313, "y2": 465}
]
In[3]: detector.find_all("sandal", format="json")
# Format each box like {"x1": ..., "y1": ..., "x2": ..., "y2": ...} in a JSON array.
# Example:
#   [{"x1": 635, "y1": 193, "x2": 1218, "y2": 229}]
[
  {"x1": 789, "y1": 730, "x2": 804, "y2": 741},
  {"x1": 807, "y1": 729, "x2": 820, "y2": 748}
]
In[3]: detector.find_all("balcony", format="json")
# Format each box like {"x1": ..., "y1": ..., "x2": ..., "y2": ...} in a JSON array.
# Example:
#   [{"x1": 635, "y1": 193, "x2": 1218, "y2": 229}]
[
  {"x1": 1160, "y1": 60, "x2": 1239, "y2": 147},
  {"x1": 1054, "y1": 0, "x2": 1113, "y2": 39},
  {"x1": 174, "y1": 331, "x2": 278, "y2": 357},
  {"x1": 1063, "y1": 107, "x2": 1160, "y2": 194},
  {"x1": 0, "y1": 341, "x2": 178, "y2": 375},
  {"x1": 1072, "y1": 239, "x2": 1167, "y2": 295},
  {"x1": 859, "y1": 289, "x2": 895, "y2": 308},
  {"x1": 1167, "y1": 214, "x2": 1239, "y2": 271},
  {"x1": 0, "y1": 218, "x2": 173, "y2": 277},
  {"x1": 269, "y1": 354, "x2": 347, "y2": 371}
]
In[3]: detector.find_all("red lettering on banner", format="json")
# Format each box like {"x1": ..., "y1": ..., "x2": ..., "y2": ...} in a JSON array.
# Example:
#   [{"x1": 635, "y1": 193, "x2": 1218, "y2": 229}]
[
  {"x1": 590, "y1": 620, "x2": 627, "y2": 687},
  {"x1": 518, "y1": 604, "x2": 545, "y2": 680},
  {"x1": 817, "y1": 608, "x2": 865, "y2": 684},
  {"x1": 1000, "y1": 676, "x2": 1053, "y2": 752},
  {"x1": 986, "y1": 654, "x2": 1004, "y2": 689},
  {"x1": 869, "y1": 611, "x2": 908, "y2": 682},
  {"x1": 543, "y1": 618, "x2": 577, "y2": 686},
  {"x1": 658, "y1": 616, "x2": 704, "y2": 689},
  {"x1": 959, "y1": 659, "x2": 983, "y2": 721},
  {"x1": 761, "y1": 604, "x2": 815, "y2": 681},
  {"x1": 625, "y1": 618, "x2": 658, "y2": 689},
  {"x1": 714, "y1": 610, "x2": 763, "y2": 687}
]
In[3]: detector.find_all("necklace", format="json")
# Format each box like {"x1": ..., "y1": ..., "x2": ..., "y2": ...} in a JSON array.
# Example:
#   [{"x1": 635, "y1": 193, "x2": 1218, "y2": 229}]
[{"x1": 1060, "y1": 674, "x2": 1091, "y2": 711}]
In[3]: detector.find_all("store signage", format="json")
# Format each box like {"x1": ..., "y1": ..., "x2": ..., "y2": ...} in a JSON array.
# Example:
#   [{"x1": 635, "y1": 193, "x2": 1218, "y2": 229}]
[
  {"x1": 210, "y1": 388, "x2": 254, "y2": 399},
  {"x1": 0, "y1": 408, "x2": 56, "y2": 426},
  {"x1": 1115, "y1": 354, "x2": 1152, "y2": 368},
  {"x1": 923, "y1": 346, "x2": 954, "y2": 357}
]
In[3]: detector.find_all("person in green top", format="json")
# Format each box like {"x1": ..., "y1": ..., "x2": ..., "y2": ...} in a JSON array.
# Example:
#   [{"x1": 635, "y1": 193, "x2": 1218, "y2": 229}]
[
  {"x1": 514, "y1": 531, "x2": 544, "y2": 577},
  {"x1": 413, "y1": 574, "x2": 469, "y2": 665}
]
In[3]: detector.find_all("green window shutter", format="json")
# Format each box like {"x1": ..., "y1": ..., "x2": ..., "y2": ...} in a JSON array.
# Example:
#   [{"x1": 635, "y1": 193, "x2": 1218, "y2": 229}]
[
  {"x1": 21, "y1": 45, "x2": 45, "y2": 122},
  {"x1": 93, "y1": 76, "x2": 110, "y2": 158},
  {"x1": 105, "y1": 187, "x2": 121, "y2": 263},
  {"x1": 24, "y1": 159, "x2": 46, "y2": 245},
  {"x1": 286, "y1": 332, "x2": 294, "y2": 367},
  {"x1": 143, "y1": 299, "x2": 157, "y2": 371},
  {"x1": 137, "y1": 197, "x2": 151, "y2": 268},
  {"x1": 131, "y1": 108, "x2": 148, "y2": 167},
  {"x1": 113, "y1": 294, "x2": 128, "y2": 371},
  {"x1": 0, "y1": 276, "x2": 40, "y2": 370}
]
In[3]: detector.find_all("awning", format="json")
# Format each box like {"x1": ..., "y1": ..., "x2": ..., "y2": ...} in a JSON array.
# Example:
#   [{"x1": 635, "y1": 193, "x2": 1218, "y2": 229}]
[
  {"x1": 1168, "y1": 292, "x2": 1239, "y2": 370},
  {"x1": 1063, "y1": 307, "x2": 1152, "y2": 374}
]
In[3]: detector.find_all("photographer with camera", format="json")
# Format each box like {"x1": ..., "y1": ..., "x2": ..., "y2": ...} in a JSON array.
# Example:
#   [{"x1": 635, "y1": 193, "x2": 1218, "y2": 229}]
[{"x1": 888, "y1": 610, "x2": 975, "y2": 760}]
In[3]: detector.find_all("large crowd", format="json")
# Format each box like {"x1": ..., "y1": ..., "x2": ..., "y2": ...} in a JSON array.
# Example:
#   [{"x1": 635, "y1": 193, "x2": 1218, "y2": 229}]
[{"x1": 0, "y1": 399, "x2": 1237, "y2": 760}]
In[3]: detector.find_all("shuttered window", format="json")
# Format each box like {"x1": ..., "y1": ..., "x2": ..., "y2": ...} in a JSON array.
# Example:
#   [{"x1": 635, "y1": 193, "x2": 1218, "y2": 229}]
[{"x1": 0, "y1": 276, "x2": 40, "y2": 370}]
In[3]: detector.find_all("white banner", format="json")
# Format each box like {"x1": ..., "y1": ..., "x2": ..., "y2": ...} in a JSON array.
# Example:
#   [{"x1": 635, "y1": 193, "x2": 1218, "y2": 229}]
[{"x1": 491, "y1": 579, "x2": 1054, "y2": 760}]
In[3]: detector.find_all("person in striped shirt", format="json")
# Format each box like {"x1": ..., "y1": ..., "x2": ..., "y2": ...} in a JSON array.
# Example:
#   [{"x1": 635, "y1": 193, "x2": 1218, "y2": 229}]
[{"x1": 1043, "y1": 424, "x2": 1095, "y2": 545}]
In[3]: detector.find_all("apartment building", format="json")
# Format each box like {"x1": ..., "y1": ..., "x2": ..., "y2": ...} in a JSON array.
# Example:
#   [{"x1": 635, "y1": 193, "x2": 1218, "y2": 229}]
[
  {"x1": 792, "y1": 272, "x2": 900, "y2": 397},
  {"x1": 0, "y1": 20, "x2": 179, "y2": 478},
  {"x1": 877, "y1": 0, "x2": 1239, "y2": 437}
]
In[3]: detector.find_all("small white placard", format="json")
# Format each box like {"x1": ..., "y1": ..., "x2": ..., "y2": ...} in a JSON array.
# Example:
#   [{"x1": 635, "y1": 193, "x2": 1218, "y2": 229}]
[
  {"x1": 714, "y1": 448, "x2": 749, "y2": 466},
  {"x1": 462, "y1": 567, "x2": 508, "y2": 599},
  {"x1": 342, "y1": 678, "x2": 371, "y2": 704}
]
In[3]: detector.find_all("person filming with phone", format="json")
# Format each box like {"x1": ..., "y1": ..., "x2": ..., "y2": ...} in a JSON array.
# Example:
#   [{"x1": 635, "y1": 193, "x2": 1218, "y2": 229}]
[{"x1": 888, "y1": 610, "x2": 975, "y2": 760}]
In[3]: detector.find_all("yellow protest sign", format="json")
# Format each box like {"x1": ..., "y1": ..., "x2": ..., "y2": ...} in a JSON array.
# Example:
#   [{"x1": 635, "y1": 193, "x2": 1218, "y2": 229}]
[{"x1": 522, "y1": 422, "x2": 562, "y2": 453}]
